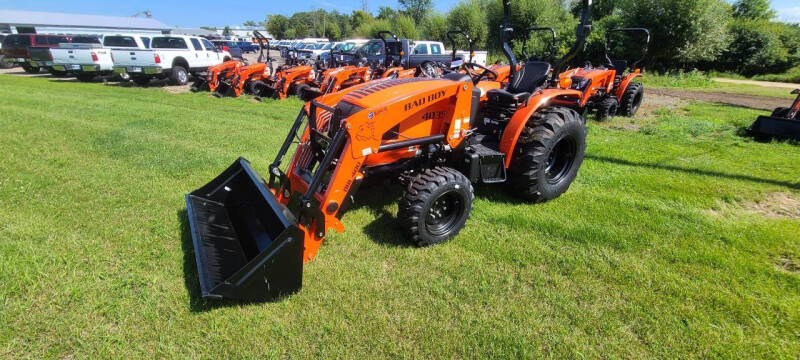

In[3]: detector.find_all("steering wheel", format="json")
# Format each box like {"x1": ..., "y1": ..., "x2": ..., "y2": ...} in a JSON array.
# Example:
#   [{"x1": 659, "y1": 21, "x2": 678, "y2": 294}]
[
  {"x1": 418, "y1": 60, "x2": 445, "y2": 78},
  {"x1": 462, "y1": 62, "x2": 498, "y2": 84}
]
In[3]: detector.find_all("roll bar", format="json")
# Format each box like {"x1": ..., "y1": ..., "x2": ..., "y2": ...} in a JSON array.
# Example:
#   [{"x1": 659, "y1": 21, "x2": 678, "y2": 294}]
[
  {"x1": 500, "y1": 0, "x2": 517, "y2": 83},
  {"x1": 376, "y1": 31, "x2": 399, "y2": 66},
  {"x1": 521, "y1": 26, "x2": 556, "y2": 62},
  {"x1": 253, "y1": 30, "x2": 273, "y2": 73},
  {"x1": 447, "y1": 30, "x2": 475, "y2": 63},
  {"x1": 604, "y1": 28, "x2": 650, "y2": 70},
  {"x1": 549, "y1": 0, "x2": 592, "y2": 83}
]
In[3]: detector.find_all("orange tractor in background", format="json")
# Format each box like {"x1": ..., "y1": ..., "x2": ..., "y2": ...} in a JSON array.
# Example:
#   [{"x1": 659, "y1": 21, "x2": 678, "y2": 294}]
[
  {"x1": 558, "y1": 27, "x2": 650, "y2": 120},
  {"x1": 191, "y1": 59, "x2": 241, "y2": 94},
  {"x1": 214, "y1": 31, "x2": 275, "y2": 98},
  {"x1": 184, "y1": 0, "x2": 593, "y2": 301},
  {"x1": 294, "y1": 46, "x2": 373, "y2": 102}
]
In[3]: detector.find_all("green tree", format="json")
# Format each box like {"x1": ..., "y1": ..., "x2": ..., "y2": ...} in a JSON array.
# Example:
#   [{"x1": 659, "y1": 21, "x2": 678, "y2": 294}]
[
  {"x1": 447, "y1": 0, "x2": 489, "y2": 50},
  {"x1": 242, "y1": 20, "x2": 257, "y2": 27},
  {"x1": 398, "y1": 0, "x2": 433, "y2": 24},
  {"x1": 351, "y1": 10, "x2": 374, "y2": 30},
  {"x1": 222, "y1": 26, "x2": 232, "y2": 36},
  {"x1": 619, "y1": 0, "x2": 731, "y2": 67},
  {"x1": 721, "y1": 19, "x2": 790, "y2": 75},
  {"x1": 422, "y1": 13, "x2": 449, "y2": 45},
  {"x1": 486, "y1": 0, "x2": 576, "y2": 60},
  {"x1": 377, "y1": 6, "x2": 397, "y2": 20},
  {"x1": 732, "y1": 0, "x2": 776, "y2": 20},
  {"x1": 266, "y1": 14, "x2": 290, "y2": 39}
]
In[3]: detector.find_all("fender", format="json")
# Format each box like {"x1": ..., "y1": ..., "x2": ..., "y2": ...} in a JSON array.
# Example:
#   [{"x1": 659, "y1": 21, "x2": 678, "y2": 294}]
[
  {"x1": 499, "y1": 89, "x2": 583, "y2": 168},
  {"x1": 614, "y1": 72, "x2": 643, "y2": 100}
]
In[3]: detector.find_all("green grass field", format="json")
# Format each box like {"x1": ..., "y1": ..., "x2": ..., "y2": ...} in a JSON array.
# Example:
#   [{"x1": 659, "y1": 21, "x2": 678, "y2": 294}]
[
  {"x1": 1, "y1": 75, "x2": 799, "y2": 358},
  {"x1": 641, "y1": 72, "x2": 797, "y2": 99}
]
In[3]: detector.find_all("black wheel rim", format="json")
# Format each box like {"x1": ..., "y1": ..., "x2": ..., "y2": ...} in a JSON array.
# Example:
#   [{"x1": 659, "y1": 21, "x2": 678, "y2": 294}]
[
  {"x1": 545, "y1": 135, "x2": 577, "y2": 184},
  {"x1": 425, "y1": 191, "x2": 464, "y2": 237}
]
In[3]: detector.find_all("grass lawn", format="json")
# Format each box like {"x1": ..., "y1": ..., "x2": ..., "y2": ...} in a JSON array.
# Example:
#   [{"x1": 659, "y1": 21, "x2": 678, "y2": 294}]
[
  {"x1": 1, "y1": 75, "x2": 799, "y2": 358},
  {"x1": 642, "y1": 72, "x2": 797, "y2": 99}
]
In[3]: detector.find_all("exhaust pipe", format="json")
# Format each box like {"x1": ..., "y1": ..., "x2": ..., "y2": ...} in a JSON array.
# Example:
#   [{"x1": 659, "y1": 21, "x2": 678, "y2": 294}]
[{"x1": 185, "y1": 158, "x2": 304, "y2": 301}]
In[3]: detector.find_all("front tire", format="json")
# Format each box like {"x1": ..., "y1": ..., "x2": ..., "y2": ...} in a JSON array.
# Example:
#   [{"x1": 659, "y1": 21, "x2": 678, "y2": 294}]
[
  {"x1": 619, "y1": 82, "x2": 644, "y2": 116},
  {"x1": 508, "y1": 107, "x2": 586, "y2": 203},
  {"x1": 21, "y1": 64, "x2": 40, "y2": 74},
  {"x1": 596, "y1": 96, "x2": 619, "y2": 121},
  {"x1": 398, "y1": 167, "x2": 474, "y2": 247},
  {"x1": 169, "y1": 66, "x2": 188, "y2": 85}
]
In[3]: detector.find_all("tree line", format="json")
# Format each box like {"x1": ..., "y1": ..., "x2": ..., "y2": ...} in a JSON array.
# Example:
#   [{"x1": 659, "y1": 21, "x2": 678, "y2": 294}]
[{"x1": 259, "y1": 0, "x2": 799, "y2": 77}]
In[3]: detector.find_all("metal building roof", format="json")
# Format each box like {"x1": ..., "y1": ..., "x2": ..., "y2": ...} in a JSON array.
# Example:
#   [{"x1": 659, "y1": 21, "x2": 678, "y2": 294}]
[{"x1": 0, "y1": 9, "x2": 170, "y2": 31}]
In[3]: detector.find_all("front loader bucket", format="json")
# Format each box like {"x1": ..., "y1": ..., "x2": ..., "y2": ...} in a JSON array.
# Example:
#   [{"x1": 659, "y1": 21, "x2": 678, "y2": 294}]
[
  {"x1": 185, "y1": 158, "x2": 304, "y2": 301},
  {"x1": 748, "y1": 116, "x2": 800, "y2": 141}
]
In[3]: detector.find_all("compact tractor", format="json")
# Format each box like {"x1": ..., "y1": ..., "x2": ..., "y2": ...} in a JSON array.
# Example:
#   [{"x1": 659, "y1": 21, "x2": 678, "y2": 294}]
[
  {"x1": 184, "y1": 0, "x2": 593, "y2": 301},
  {"x1": 191, "y1": 59, "x2": 241, "y2": 94},
  {"x1": 216, "y1": 31, "x2": 275, "y2": 98},
  {"x1": 558, "y1": 27, "x2": 650, "y2": 121},
  {"x1": 748, "y1": 89, "x2": 800, "y2": 141},
  {"x1": 294, "y1": 46, "x2": 373, "y2": 102},
  {"x1": 250, "y1": 61, "x2": 314, "y2": 100}
]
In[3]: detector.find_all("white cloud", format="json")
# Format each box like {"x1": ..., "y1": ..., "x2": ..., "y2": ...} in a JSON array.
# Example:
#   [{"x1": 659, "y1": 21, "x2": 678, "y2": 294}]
[{"x1": 777, "y1": 6, "x2": 800, "y2": 23}]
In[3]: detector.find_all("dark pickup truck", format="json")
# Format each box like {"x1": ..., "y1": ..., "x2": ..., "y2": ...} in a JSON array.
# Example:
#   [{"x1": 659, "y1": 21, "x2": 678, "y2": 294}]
[
  {"x1": 347, "y1": 35, "x2": 458, "y2": 69},
  {"x1": 1, "y1": 34, "x2": 72, "y2": 73},
  {"x1": 29, "y1": 35, "x2": 101, "y2": 76}
]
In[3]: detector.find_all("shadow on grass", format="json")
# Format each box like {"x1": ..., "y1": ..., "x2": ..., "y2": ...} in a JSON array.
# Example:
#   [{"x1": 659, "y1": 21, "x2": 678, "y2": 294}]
[
  {"x1": 177, "y1": 209, "x2": 276, "y2": 312},
  {"x1": 587, "y1": 154, "x2": 800, "y2": 190},
  {"x1": 352, "y1": 181, "x2": 413, "y2": 248}
]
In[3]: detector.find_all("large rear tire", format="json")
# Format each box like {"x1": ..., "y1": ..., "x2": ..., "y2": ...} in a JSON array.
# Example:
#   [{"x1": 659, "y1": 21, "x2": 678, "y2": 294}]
[
  {"x1": 619, "y1": 82, "x2": 644, "y2": 117},
  {"x1": 0, "y1": 56, "x2": 13, "y2": 69},
  {"x1": 169, "y1": 66, "x2": 189, "y2": 85},
  {"x1": 508, "y1": 107, "x2": 586, "y2": 203},
  {"x1": 398, "y1": 167, "x2": 474, "y2": 247}
]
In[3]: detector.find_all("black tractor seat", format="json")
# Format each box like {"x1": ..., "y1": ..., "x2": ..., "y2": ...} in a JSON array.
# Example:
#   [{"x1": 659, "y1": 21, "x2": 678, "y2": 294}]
[
  {"x1": 610, "y1": 60, "x2": 628, "y2": 72},
  {"x1": 486, "y1": 61, "x2": 551, "y2": 105}
]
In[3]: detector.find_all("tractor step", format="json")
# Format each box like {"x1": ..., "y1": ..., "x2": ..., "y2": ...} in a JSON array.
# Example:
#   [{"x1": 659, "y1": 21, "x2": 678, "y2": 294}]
[
  {"x1": 185, "y1": 158, "x2": 304, "y2": 301},
  {"x1": 464, "y1": 143, "x2": 507, "y2": 184}
]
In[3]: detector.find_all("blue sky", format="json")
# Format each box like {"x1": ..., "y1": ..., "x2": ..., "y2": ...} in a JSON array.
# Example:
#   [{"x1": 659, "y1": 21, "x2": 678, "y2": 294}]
[{"x1": 1, "y1": 0, "x2": 798, "y2": 28}]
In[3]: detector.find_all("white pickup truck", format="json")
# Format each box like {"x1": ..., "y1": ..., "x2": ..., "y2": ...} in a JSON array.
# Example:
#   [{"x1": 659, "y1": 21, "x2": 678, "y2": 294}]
[
  {"x1": 112, "y1": 35, "x2": 232, "y2": 86},
  {"x1": 51, "y1": 35, "x2": 152, "y2": 82}
]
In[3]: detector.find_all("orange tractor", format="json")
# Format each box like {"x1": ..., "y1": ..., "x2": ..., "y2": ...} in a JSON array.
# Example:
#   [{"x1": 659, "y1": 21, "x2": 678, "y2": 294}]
[
  {"x1": 184, "y1": 0, "x2": 593, "y2": 301},
  {"x1": 748, "y1": 89, "x2": 800, "y2": 141},
  {"x1": 210, "y1": 31, "x2": 275, "y2": 98},
  {"x1": 558, "y1": 27, "x2": 650, "y2": 120},
  {"x1": 294, "y1": 46, "x2": 373, "y2": 102},
  {"x1": 191, "y1": 59, "x2": 241, "y2": 93}
]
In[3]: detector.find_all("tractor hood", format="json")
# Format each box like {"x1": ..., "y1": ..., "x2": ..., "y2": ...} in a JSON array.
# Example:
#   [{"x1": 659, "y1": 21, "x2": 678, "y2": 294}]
[{"x1": 340, "y1": 78, "x2": 455, "y2": 109}]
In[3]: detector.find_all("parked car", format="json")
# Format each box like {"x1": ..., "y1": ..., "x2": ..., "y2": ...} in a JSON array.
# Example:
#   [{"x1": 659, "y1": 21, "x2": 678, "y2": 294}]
[
  {"x1": 236, "y1": 41, "x2": 260, "y2": 53},
  {"x1": 112, "y1": 35, "x2": 232, "y2": 86},
  {"x1": 319, "y1": 39, "x2": 369, "y2": 67},
  {"x1": 211, "y1": 40, "x2": 243, "y2": 60},
  {"x1": 29, "y1": 35, "x2": 101, "y2": 76},
  {"x1": 49, "y1": 34, "x2": 152, "y2": 81},
  {"x1": 352, "y1": 38, "x2": 457, "y2": 69},
  {"x1": 1, "y1": 34, "x2": 71, "y2": 73}
]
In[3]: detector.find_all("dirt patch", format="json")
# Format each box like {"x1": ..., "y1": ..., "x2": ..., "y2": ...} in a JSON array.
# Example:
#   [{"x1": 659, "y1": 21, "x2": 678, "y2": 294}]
[
  {"x1": 708, "y1": 192, "x2": 800, "y2": 219},
  {"x1": 162, "y1": 84, "x2": 193, "y2": 94},
  {"x1": 776, "y1": 255, "x2": 800, "y2": 274},
  {"x1": 649, "y1": 88, "x2": 786, "y2": 111},
  {"x1": 743, "y1": 192, "x2": 800, "y2": 219}
]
